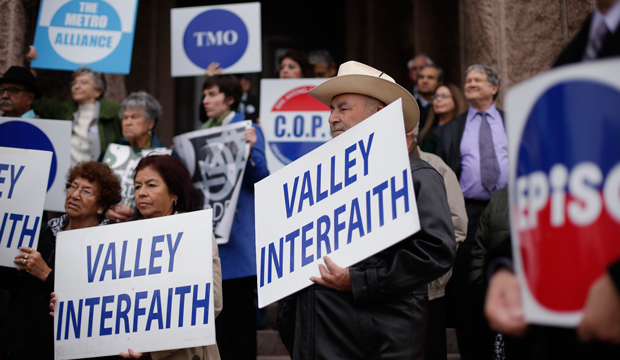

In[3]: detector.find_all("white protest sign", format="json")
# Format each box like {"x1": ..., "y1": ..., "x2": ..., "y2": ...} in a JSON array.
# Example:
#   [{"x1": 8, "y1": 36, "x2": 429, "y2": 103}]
[
  {"x1": 173, "y1": 121, "x2": 251, "y2": 244},
  {"x1": 255, "y1": 99, "x2": 420, "y2": 307},
  {"x1": 54, "y1": 210, "x2": 215, "y2": 359},
  {"x1": 171, "y1": 2, "x2": 262, "y2": 77},
  {"x1": 102, "y1": 144, "x2": 173, "y2": 206},
  {"x1": 0, "y1": 147, "x2": 52, "y2": 268},
  {"x1": 31, "y1": 0, "x2": 139, "y2": 74},
  {"x1": 260, "y1": 79, "x2": 332, "y2": 174},
  {"x1": 506, "y1": 59, "x2": 620, "y2": 327},
  {"x1": 0, "y1": 117, "x2": 72, "y2": 212}
]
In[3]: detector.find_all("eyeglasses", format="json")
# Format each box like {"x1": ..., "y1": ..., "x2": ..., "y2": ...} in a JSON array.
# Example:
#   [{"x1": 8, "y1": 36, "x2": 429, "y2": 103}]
[
  {"x1": 431, "y1": 93, "x2": 452, "y2": 100},
  {"x1": 0, "y1": 86, "x2": 29, "y2": 96},
  {"x1": 70, "y1": 79, "x2": 94, "y2": 87},
  {"x1": 66, "y1": 183, "x2": 98, "y2": 198}
]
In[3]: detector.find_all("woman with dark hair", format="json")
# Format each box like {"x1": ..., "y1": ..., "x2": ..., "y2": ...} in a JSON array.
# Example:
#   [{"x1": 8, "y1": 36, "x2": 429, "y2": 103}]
[
  {"x1": 200, "y1": 75, "x2": 269, "y2": 359},
  {"x1": 117, "y1": 155, "x2": 222, "y2": 360},
  {"x1": 0, "y1": 161, "x2": 121, "y2": 360},
  {"x1": 278, "y1": 49, "x2": 314, "y2": 78},
  {"x1": 418, "y1": 83, "x2": 467, "y2": 154}
]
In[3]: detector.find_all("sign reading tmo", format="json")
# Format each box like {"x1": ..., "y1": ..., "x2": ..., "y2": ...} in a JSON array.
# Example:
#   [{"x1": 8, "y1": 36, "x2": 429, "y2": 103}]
[
  {"x1": 506, "y1": 59, "x2": 620, "y2": 327},
  {"x1": 171, "y1": 3, "x2": 261, "y2": 77},
  {"x1": 260, "y1": 79, "x2": 331, "y2": 174}
]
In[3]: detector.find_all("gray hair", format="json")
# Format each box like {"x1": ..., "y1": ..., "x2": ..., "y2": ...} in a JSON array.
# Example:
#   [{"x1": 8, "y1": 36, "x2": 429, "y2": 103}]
[
  {"x1": 308, "y1": 49, "x2": 335, "y2": 66},
  {"x1": 364, "y1": 96, "x2": 386, "y2": 115},
  {"x1": 466, "y1": 64, "x2": 501, "y2": 99},
  {"x1": 418, "y1": 64, "x2": 444, "y2": 83},
  {"x1": 407, "y1": 54, "x2": 434, "y2": 70},
  {"x1": 120, "y1": 91, "x2": 162, "y2": 128},
  {"x1": 72, "y1": 66, "x2": 105, "y2": 96}
]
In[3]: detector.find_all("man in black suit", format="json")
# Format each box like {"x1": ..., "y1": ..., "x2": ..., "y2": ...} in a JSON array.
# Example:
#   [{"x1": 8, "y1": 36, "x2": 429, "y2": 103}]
[
  {"x1": 416, "y1": 65, "x2": 443, "y2": 130},
  {"x1": 436, "y1": 63, "x2": 508, "y2": 360}
]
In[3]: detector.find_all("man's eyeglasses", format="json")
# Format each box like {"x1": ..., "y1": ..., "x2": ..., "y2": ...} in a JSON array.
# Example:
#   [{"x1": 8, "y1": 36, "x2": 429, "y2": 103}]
[
  {"x1": 66, "y1": 183, "x2": 98, "y2": 198},
  {"x1": 0, "y1": 86, "x2": 30, "y2": 96},
  {"x1": 431, "y1": 94, "x2": 452, "y2": 100}
]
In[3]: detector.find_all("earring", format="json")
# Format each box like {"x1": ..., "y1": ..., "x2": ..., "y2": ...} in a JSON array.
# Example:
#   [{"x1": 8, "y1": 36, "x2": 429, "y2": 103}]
[
  {"x1": 174, "y1": 200, "x2": 177, "y2": 206},
  {"x1": 97, "y1": 210, "x2": 102, "y2": 214},
  {"x1": 148, "y1": 130, "x2": 152, "y2": 136}
]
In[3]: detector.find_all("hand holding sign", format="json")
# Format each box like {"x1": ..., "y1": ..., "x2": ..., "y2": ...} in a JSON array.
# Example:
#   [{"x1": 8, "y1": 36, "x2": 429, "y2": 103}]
[
  {"x1": 577, "y1": 273, "x2": 620, "y2": 344},
  {"x1": 15, "y1": 246, "x2": 52, "y2": 282},
  {"x1": 310, "y1": 256, "x2": 352, "y2": 292}
]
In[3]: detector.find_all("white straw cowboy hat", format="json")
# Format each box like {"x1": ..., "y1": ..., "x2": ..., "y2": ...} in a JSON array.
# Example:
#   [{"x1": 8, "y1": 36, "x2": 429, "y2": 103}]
[{"x1": 307, "y1": 61, "x2": 419, "y2": 132}]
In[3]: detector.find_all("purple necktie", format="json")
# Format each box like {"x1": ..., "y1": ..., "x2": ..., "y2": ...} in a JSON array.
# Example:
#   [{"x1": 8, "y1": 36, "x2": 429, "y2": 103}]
[
  {"x1": 584, "y1": 20, "x2": 611, "y2": 60},
  {"x1": 478, "y1": 112, "x2": 500, "y2": 193}
]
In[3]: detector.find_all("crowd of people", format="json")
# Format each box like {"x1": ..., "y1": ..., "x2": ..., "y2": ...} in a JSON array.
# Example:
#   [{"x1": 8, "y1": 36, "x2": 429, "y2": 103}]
[{"x1": 1, "y1": 0, "x2": 620, "y2": 358}]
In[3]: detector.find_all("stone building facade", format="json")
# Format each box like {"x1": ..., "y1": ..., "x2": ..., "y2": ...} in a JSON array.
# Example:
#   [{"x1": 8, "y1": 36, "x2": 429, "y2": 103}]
[{"x1": 1, "y1": 0, "x2": 595, "y2": 144}]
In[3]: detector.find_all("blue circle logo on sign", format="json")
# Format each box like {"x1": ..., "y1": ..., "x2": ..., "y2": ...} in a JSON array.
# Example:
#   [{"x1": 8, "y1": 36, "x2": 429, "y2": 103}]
[
  {"x1": 0, "y1": 121, "x2": 58, "y2": 191},
  {"x1": 183, "y1": 9, "x2": 249, "y2": 69}
]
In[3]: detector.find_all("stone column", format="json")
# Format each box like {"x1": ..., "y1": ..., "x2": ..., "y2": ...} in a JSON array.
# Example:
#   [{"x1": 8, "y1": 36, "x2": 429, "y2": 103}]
[
  {"x1": 459, "y1": 0, "x2": 595, "y2": 107},
  {"x1": 0, "y1": 0, "x2": 31, "y2": 73}
]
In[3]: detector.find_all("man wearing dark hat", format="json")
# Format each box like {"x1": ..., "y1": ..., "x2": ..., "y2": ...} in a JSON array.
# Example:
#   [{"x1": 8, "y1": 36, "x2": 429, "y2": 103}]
[
  {"x1": 277, "y1": 61, "x2": 456, "y2": 360},
  {"x1": 0, "y1": 66, "x2": 42, "y2": 118}
]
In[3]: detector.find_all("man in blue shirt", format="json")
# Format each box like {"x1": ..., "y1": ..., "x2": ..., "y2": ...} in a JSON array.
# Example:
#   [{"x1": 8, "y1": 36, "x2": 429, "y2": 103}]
[{"x1": 0, "y1": 66, "x2": 42, "y2": 118}]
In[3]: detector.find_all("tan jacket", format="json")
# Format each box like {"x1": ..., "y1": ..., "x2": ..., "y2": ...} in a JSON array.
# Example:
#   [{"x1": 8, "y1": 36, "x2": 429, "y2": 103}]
[
  {"x1": 150, "y1": 234, "x2": 223, "y2": 360},
  {"x1": 419, "y1": 148, "x2": 468, "y2": 300}
]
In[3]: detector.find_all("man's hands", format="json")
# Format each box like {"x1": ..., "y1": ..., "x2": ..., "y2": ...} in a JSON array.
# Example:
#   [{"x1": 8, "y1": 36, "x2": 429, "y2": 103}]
[
  {"x1": 310, "y1": 256, "x2": 352, "y2": 292},
  {"x1": 484, "y1": 268, "x2": 528, "y2": 337},
  {"x1": 577, "y1": 273, "x2": 620, "y2": 344}
]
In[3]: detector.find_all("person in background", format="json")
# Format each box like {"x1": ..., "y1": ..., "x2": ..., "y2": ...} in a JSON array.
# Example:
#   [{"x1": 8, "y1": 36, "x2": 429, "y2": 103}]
[
  {"x1": 416, "y1": 64, "x2": 444, "y2": 130},
  {"x1": 0, "y1": 161, "x2": 121, "y2": 360},
  {"x1": 234, "y1": 74, "x2": 260, "y2": 123},
  {"x1": 407, "y1": 126, "x2": 468, "y2": 360},
  {"x1": 418, "y1": 84, "x2": 467, "y2": 154},
  {"x1": 200, "y1": 75, "x2": 269, "y2": 360},
  {"x1": 407, "y1": 54, "x2": 434, "y2": 99},
  {"x1": 278, "y1": 49, "x2": 314, "y2": 78},
  {"x1": 115, "y1": 155, "x2": 222, "y2": 360},
  {"x1": 104, "y1": 91, "x2": 179, "y2": 223},
  {"x1": 32, "y1": 66, "x2": 122, "y2": 166},
  {"x1": 308, "y1": 49, "x2": 337, "y2": 78},
  {"x1": 0, "y1": 66, "x2": 42, "y2": 118},
  {"x1": 436, "y1": 64, "x2": 507, "y2": 360}
]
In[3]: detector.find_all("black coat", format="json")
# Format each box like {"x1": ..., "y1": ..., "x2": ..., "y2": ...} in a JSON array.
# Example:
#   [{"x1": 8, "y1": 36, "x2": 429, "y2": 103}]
[
  {"x1": 553, "y1": 16, "x2": 620, "y2": 67},
  {"x1": 435, "y1": 110, "x2": 505, "y2": 181},
  {"x1": 0, "y1": 224, "x2": 56, "y2": 360},
  {"x1": 278, "y1": 155, "x2": 456, "y2": 360}
]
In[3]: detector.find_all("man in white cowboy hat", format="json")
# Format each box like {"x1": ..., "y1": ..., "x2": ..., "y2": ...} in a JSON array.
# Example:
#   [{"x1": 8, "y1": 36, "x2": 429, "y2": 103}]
[{"x1": 277, "y1": 61, "x2": 456, "y2": 360}]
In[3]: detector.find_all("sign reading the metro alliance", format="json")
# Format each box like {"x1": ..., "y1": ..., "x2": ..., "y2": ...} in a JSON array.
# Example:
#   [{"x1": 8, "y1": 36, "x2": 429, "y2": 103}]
[
  {"x1": 255, "y1": 100, "x2": 420, "y2": 308},
  {"x1": 506, "y1": 59, "x2": 620, "y2": 327},
  {"x1": 171, "y1": 2, "x2": 262, "y2": 77},
  {"x1": 31, "y1": 0, "x2": 139, "y2": 74}
]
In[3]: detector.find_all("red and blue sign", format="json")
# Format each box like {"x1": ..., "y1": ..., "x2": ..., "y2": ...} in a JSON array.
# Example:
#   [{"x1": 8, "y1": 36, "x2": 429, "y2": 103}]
[
  {"x1": 260, "y1": 79, "x2": 332, "y2": 174},
  {"x1": 508, "y1": 60, "x2": 620, "y2": 326}
]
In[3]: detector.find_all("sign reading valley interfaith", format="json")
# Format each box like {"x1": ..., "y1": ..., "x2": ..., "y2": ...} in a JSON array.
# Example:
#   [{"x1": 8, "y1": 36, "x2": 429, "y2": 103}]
[
  {"x1": 54, "y1": 210, "x2": 215, "y2": 359},
  {"x1": 0, "y1": 118, "x2": 71, "y2": 212},
  {"x1": 171, "y1": 2, "x2": 261, "y2": 77},
  {"x1": 255, "y1": 100, "x2": 420, "y2": 307},
  {"x1": 102, "y1": 144, "x2": 173, "y2": 206},
  {"x1": 0, "y1": 147, "x2": 52, "y2": 268},
  {"x1": 174, "y1": 121, "x2": 251, "y2": 244},
  {"x1": 31, "y1": 0, "x2": 139, "y2": 74},
  {"x1": 506, "y1": 59, "x2": 620, "y2": 327},
  {"x1": 260, "y1": 79, "x2": 332, "y2": 174}
]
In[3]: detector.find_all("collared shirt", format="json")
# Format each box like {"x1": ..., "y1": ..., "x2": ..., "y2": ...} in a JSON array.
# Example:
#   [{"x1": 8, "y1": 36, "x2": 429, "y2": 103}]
[
  {"x1": 417, "y1": 95, "x2": 430, "y2": 108},
  {"x1": 589, "y1": 1, "x2": 620, "y2": 44},
  {"x1": 459, "y1": 104, "x2": 508, "y2": 200},
  {"x1": 20, "y1": 109, "x2": 36, "y2": 118}
]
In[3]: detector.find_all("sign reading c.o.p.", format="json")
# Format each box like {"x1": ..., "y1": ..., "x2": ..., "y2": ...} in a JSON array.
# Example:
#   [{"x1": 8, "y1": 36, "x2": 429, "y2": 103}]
[
  {"x1": 171, "y1": 3, "x2": 261, "y2": 77},
  {"x1": 31, "y1": 0, "x2": 138, "y2": 74}
]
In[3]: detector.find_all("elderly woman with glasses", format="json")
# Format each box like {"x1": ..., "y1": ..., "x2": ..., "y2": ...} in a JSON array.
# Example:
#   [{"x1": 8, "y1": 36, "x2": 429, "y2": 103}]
[
  {"x1": 32, "y1": 65, "x2": 123, "y2": 166},
  {"x1": 0, "y1": 161, "x2": 121, "y2": 360},
  {"x1": 104, "y1": 91, "x2": 179, "y2": 223}
]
